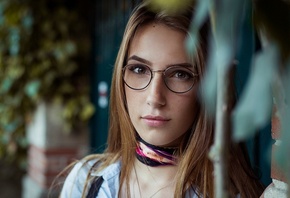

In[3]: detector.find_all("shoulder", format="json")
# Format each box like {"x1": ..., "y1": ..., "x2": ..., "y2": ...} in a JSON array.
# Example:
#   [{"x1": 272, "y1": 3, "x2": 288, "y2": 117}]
[
  {"x1": 89, "y1": 159, "x2": 121, "y2": 197},
  {"x1": 60, "y1": 157, "x2": 100, "y2": 198},
  {"x1": 185, "y1": 187, "x2": 201, "y2": 198},
  {"x1": 60, "y1": 155, "x2": 121, "y2": 198}
]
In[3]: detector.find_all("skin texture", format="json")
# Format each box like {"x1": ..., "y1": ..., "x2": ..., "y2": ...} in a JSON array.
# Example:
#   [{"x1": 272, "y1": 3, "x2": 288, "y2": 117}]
[{"x1": 125, "y1": 22, "x2": 199, "y2": 147}]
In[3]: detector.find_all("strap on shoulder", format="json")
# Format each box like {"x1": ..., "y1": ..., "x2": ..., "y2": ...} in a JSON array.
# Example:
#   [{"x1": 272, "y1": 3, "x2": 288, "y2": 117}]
[{"x1": 86, "y1": 176, "x2": 104, "y2": 198}]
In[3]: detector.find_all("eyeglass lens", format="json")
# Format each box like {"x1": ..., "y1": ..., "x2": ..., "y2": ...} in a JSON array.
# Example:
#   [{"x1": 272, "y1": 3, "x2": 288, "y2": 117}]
[{"x1": 123, "y1": 64, "x2": 197, "y2": 93}]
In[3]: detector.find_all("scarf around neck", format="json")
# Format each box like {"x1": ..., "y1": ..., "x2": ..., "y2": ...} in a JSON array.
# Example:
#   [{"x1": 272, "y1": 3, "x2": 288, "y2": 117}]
[{"x1": 135, "y1": 134, "x2": 178, "y2": 166}]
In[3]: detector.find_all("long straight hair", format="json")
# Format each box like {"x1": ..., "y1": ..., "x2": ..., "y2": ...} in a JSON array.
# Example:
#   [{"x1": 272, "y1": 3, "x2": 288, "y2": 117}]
[
  {"x1": 82, "y1": 2, "x2": 264, "y2": 198},
  {"x1": 108, "y1": 2, "x2": 209, "y2": 197}
]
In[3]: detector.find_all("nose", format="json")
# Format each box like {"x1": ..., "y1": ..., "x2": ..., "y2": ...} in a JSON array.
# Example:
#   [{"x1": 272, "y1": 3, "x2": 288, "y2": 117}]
[{"x1": 146, "y1": 72, "x2": 166, "y2": 107}]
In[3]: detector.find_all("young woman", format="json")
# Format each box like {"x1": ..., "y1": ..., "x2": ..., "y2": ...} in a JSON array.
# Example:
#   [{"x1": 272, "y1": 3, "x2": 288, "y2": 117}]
[{"x1": 60, "y1": 2, "x2": 264, "y2": 198}]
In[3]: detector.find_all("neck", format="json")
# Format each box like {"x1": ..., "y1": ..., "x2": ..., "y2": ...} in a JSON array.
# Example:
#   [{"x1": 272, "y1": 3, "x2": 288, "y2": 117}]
[
  {"x1": 134, "y1": 158, "x2": 178, "y2": 183},
  {"x1": 130, "y1": 134, "x2": 179, "y2": 197},
  {"x1": 130, "y1": 159, "x2": 177, "y2": 198},
  {"x1": 135, "y1": 134, "x2": 178, "y2": 166}
]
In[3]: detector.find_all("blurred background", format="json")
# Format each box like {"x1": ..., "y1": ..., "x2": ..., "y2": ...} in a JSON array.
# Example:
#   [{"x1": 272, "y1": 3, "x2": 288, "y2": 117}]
[{"x1": 0, "y1": 0, "x2": 271, "y2": 197}]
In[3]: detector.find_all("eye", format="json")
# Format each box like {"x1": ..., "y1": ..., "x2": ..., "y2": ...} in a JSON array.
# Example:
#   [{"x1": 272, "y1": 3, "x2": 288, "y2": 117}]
[
  {"x1": 175, "y1": 71, "x2": 191, "y2": 79},
  {"x1": 127, "y1": 64, "x2": 150, "y2": 75},
  {"x1": 167, "y1": 67, "x2": 193, "y2": 80}
]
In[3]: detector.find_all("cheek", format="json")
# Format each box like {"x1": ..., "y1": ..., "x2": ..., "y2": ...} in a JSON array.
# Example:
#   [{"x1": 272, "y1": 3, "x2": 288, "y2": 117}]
[
  {"x1": 182, "y1": 100, "x2": 197, "y2": 117},
  {"x1": 125, "y1": 87, "x2": 139, "y2": 115},
  {"x1": 125, "y1": 87, "x2": 134, "y2": 103},
  {"x1": 177, "y1": 94, "x2": 199, "y2": 122}
]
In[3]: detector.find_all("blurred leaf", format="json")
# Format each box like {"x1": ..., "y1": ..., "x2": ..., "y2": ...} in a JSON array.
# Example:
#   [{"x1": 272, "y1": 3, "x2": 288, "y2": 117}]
[
  {"x1": 148, "y1": 0, "x2": 194, "y2": 14},
  {"x1": 7, "y1": 141, "x2": 17, "y2": 155},
  {"x1": 62, "y1": 62, "x2": 77, "y2": 76},
  {"x1": 21, "y1": 10, "x2": 33, "y2": 31},
  {"x1": 201, "y1": 42, "x2": 217, "y2": 114},
  {"x1": 24, "y1": 80, "x2": 40, "y2": 98},
  {"x1": 4, "y1": 119, "x2": 20, "y2": 133},
  {"x1": 0, "y1": 1, "x2": 8, "y2": 26},
  {"x1": 275, "y1": 59, "x2": 290, "y2": 181},
  {"x1": 235, "y1": 1, "x2": 255, "y2": 96},
  {"x1": 186, "y1": 0, "x2": 212, "y2": 56},
  {"x1": 233, "y1": 44, "x2": 278, "y2": 141},
  {"x1": 7, "y1": 64, "x2": 25, "y2": 79},
  {"x1": 17, "y1": 137, "x2": 28, "y2": 148},
  {"x1": 1, "y1": 133, "x2": 10, "y2": 144},
  {"x1": 43, "y1": 71, "x2": 56, "y2": 86},
  {"x1": 0, "y1": 77, "x2": 13, "y2": 93},
  {"x1": 9, "y1": 27, "x2": 20, "y2": 56},
  {"x1": 64, "y1": 40, "x2": 76, "y2": 55},
  {"x1": 63, "y1": 99, "x2": 77, "y2": 119},
  {"x1": 0, "y1": 0, "x2": 95, "y2": 167},
  {"x1": 59, "y1": 82, "x2": 74, "y2": 94},
  {"x1": 211, "y1": 0, "x2": 247, "y2": 65},
  {"x1": 80, "y1": 103, "x2": 95, "y2": 121},
  {"x1": 0, "y1": 104, "x2": 5, "y2": 113},
  {"x1": 201, "y1": 0, "x2": 248, "y2": 114},
  {"x1": 254, "y1": 0, "x2": 290, "y2": 62}
]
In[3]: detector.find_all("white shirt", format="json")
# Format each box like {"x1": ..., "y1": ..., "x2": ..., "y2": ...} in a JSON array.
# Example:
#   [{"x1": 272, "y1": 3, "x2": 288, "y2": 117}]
[{"x1": 60, "y1": 159, "x2": 201, "y2": 198}]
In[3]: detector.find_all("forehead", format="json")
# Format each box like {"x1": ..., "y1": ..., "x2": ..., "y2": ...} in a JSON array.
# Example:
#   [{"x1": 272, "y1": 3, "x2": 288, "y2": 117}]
[
  {"x1": 128, "y1": 22, "x2": 189, "y2": 65},
  {"x1": 130, "y1": 22, "x2": 186, "y2": 48}
]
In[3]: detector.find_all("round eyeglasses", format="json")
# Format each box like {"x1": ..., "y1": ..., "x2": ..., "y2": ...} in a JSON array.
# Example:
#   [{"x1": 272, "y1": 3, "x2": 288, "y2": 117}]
[{"x1": 122, "y1": 64, "x2": 198, "y2": 93}]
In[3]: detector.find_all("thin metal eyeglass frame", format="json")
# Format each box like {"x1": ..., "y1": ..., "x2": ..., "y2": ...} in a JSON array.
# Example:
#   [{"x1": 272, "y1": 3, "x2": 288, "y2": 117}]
[{"x1": 122, "y1": 64, "x2": 199, "y2": 94}]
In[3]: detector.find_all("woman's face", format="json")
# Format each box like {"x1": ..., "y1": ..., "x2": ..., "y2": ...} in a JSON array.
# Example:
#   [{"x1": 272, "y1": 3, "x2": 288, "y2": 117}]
[{"x1": 125, "y1": 22, "x2": 199, "y2": 146}]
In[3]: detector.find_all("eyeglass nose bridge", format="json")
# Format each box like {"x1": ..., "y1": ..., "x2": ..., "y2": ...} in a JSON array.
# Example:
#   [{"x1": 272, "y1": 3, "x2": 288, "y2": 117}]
[
  {"x1": 151, "y1": 69, "x2": 166, "y2": 76},
  {"x1": 148, "y1": 68, "x2": 178, "y2": 94},
  {"x1": 148, "y1": 69, "x2": 167, "y2": 85}
]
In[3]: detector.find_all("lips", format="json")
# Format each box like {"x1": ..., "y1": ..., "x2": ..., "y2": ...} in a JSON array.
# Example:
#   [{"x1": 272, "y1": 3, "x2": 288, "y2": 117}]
[{"x1": 141, "y1": 115, "x2": 170, "y2": 127}]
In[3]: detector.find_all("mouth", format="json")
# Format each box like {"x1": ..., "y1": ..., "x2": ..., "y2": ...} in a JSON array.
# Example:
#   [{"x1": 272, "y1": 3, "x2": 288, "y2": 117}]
[{"x1": 141, "y1": 115, "x2": 170, "y2": 127}]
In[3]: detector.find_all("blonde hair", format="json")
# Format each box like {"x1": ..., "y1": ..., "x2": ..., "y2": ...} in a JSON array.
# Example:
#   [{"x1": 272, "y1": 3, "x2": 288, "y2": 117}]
[{"x1": 76, "y1": 2, "x2": 264, "y2": 198}]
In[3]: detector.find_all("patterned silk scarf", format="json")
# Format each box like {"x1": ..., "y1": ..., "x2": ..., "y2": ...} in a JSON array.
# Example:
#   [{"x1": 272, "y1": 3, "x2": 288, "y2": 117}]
[{"x1": 135, "y1": 134, "x2": 178, "y2": 166}]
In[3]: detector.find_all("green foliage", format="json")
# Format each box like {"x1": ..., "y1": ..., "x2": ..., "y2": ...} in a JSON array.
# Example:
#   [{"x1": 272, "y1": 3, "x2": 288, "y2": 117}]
[
  {"x1": 233, "y1": 44, "x2": 278, "y2": 140},
  {"x1": 0, "y1": 0, "x2": 94, "y2": 167},
  {"x1": 148, "y1": 0, "x2": 194, "y2": 14},
  {"x1": 274, "y1": 63, "x2": 290, "y2": 185},
  {"x1": 192, "y1": 0, "x2": 290, "y2": 193},
  {"x1": 254, "y1": 0, "x2": 290, "y2": 63},
  {"x1": 153, "y1": 0, "x2": 290, "y2": 195}
]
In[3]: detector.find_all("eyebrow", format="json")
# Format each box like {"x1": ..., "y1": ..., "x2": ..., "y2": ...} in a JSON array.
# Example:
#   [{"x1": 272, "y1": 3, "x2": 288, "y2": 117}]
[
  {"x1": 127, "y1": 55, "x2": 193, "y2": 68},
  {"x1": 127, "y1": 55, "x2": 152, "y2": 66}
]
